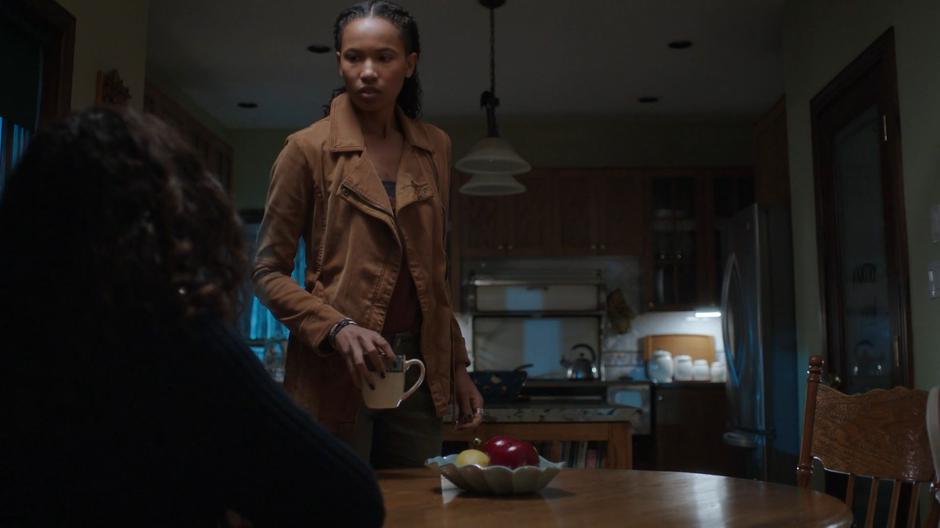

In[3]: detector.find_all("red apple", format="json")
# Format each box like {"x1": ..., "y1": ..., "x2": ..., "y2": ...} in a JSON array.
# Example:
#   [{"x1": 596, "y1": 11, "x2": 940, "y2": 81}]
[{"x1": 481, "y1": 435, "x2": 539, "y2": 468}]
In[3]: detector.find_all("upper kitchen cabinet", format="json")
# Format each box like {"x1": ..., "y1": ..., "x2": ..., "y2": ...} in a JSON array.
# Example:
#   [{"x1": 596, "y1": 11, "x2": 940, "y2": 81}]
[
  {"x1": 456, "y1": 168, "x2": 646, "y2": 258},
  {"x1": 456, "y1": 170, "x2": 555, "y2": 257},
  {"x1": 596, "y1": 170, "x2": 646, "y2": 256},
  {"x1": 643, "y1": 168, "x2": 753, "y2": 311},
  {"x1": 556, "y1": 169, "x2": 646, "y2": 256},
  {"x1": 555, "y1": 170, "x2": 598, "y2": 255},
  {"x1": 646, "y1": 172, "x2": 703, "y2": 310},
  {"x1": 506, "y1": 170, "x2": 556, "y2": 256},
  {"x1": 456, "y1": 174, "x2": 508, "y2": 256}
]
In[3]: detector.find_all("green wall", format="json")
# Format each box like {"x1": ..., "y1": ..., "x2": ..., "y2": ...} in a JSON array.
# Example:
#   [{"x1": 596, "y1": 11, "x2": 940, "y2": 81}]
[
  {"x1": 57, "y1": 0, "x2": 150, "y2": 112},
  {"x1": 783, "y1": 0, "x2": 940, "y2": 409}
]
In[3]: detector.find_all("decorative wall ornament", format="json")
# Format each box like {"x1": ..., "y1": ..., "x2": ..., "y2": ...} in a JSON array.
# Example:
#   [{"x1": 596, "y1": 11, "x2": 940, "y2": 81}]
[{"x1": 95, "y1": 70, "x2": 131, "y2": 106}]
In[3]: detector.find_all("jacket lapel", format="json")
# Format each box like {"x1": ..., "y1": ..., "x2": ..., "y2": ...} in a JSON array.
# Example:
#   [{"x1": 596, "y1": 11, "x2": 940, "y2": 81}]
[
  {"x1": 395, "y1": 106, "x2": 436, "y2": 212},
  {"x1": 328, "y1": 94, "x2": 393, "y2": 214},
  {"x1": 327, "y1": 93, "x2": 437, "y2": 215}
]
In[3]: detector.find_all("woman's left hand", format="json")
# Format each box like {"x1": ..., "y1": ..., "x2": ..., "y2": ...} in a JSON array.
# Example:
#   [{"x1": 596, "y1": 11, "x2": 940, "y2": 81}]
[{"x1": 454, "y1": 365, "x2": 484, "y2": 430}]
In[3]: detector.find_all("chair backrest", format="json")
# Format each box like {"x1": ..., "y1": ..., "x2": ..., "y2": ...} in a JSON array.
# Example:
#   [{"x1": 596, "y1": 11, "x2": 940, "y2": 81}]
[
  {"x1": 797, "y1": 355, "x2": 936, "y2": 528},
  {"x1": 928, "y1": 387, "x2": 940, "y2": 527}
]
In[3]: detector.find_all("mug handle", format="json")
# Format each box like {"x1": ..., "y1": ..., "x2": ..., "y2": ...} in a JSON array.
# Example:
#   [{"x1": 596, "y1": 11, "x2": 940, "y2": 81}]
[{"x1": 399, "y1": 358, "x2": 426, "y2": 403}]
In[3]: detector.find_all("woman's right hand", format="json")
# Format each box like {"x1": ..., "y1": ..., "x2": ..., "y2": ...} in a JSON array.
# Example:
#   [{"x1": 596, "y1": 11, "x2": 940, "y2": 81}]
[{"x1": 332, "y1": 325, "x2": 396, "y2": 390}]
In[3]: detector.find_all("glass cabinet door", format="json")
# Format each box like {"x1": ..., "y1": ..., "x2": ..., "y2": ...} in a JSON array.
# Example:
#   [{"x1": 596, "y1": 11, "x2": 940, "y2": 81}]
[{"x1": 650, "y1": 177, "x2": 697, "y2": 307}]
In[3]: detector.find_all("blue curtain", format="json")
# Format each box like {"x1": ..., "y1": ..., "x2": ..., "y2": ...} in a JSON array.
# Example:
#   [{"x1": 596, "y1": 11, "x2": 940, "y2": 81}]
[
  {"x1": 0, "y1": 116, "x2": 34, "y2": 192},
  {"x1": 247, "y1": 242, "x2": 305, "y2": 340}
]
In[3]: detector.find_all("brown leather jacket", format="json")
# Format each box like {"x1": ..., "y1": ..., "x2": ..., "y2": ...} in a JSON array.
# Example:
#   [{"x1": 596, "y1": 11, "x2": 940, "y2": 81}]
[{"x1": 252, "y1": 93, "x2": 468, "y2": 430}]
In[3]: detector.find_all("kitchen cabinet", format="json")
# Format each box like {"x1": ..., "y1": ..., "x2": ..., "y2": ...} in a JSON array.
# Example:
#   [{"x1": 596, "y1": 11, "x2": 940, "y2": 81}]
[
  {"x1": 597, "y1": 170, "x2": 646, "y2": 256},
  {"x1": 555, "y1": 170, "x2": 597, "y2": 254},
  {"x1": 454, "y1": 166, "x2": 751, "y2": 308},
  {"x1": 643, "y1": 168, "x2": 753, "y2": 310},
  {"x1": 457, "y1": 170, "x2": 555, "y2": 257},
  {"x1": 649, "y1": 382, "x2": 745, "y2": 477},
  {"x1": 646, "y1": 173, "x2": 703, "y2": 309},
  {"x1": 456, "y1": 168, "x2": 645, "y2": 258},
  {"x1": 556, "y1": 169, "x2": 646, "y2": 256}
]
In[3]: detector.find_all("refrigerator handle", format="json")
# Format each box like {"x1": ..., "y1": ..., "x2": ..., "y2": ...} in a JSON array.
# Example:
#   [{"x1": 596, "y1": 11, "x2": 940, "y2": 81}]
[{"x1": 720, "y1": 253, "x2": 740, "y2": 383}]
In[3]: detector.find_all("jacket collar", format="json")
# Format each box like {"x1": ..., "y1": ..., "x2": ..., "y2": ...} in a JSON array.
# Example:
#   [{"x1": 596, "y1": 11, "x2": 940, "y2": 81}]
[{"x1": 327, "y1": 92, "x2": 433, "y2": 153}]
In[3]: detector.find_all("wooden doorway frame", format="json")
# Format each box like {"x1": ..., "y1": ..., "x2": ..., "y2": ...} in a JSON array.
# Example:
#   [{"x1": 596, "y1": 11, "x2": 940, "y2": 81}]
[
  {"x1": 810, "y1": 27, "x2": 913, "y2": 388},
  {"x1": 0, "y1": 0, "x2": 75, "y2": 126}
]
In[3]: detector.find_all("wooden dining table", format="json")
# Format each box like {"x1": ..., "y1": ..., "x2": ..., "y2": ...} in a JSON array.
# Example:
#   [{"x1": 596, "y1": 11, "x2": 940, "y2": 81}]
[{"x1": 377, "y1": 468, "x2": 853, "y2": 527}]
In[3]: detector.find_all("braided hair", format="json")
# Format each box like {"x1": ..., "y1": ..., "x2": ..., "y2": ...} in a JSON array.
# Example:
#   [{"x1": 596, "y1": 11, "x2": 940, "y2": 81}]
[{"x1": 325, "y1": 0, "x2": 423, "y2": 118}]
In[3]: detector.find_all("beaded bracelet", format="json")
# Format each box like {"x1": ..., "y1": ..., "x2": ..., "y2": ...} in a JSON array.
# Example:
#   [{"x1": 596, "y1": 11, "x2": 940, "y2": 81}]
[{"x1": 328, "y1": 318, "x2": 358, "y2": 349}]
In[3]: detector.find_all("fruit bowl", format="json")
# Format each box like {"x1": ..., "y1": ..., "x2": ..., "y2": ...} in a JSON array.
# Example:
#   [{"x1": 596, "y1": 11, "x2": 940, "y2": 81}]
[{"x1": 425, "y1": 454, "x2": 564, "y2": 495}]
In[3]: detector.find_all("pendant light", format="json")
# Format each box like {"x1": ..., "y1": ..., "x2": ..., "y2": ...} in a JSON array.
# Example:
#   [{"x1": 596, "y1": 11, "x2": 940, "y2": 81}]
[{"x1": 457, "y1": 0, "x2": 529, "y2": 196}]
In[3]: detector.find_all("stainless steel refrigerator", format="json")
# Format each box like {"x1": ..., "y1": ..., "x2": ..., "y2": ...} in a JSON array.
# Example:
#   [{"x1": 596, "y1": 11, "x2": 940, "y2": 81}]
[{"x1": 719, "y1": 203, "x2": 800, "y2": 484}]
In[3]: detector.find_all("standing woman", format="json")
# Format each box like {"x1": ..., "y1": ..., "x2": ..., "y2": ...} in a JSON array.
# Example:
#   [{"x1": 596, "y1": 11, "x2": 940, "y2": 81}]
[{"x1": 253, "y1": 0, "x2": 483, "y2": 467}]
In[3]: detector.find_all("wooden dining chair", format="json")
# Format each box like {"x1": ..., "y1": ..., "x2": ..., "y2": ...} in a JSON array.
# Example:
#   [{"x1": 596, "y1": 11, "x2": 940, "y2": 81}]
[
  {"x1": 927, "y1": 387, "x2": 940, "y2": 528},
  {"x1": 797, "y1": 356, "x2": 938, "y2": 528}
]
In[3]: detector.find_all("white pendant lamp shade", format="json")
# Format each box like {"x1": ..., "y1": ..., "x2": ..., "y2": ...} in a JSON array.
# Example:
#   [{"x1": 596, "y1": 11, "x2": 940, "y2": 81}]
[
  {"x1": 459, "y1": 173, "x2": 526, "y2": 196},
  {"x1": 456, "y1": 137, "x2": 529, "y2": 196},
  {"x1": 457, "y1": 0, "x2": 530, "y2": 197}
]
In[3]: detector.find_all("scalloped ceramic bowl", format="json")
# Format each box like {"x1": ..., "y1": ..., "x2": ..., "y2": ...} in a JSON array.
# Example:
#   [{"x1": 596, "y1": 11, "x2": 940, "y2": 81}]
[{"x1": 425, "y1": 454, "x2": 564, "y2": 495}]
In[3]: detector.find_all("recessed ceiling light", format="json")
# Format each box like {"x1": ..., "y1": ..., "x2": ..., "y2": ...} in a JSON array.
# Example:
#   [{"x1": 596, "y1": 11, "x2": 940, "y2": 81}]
[
  {"x1": 668, "y1": 40, "x2": 693, "y2": 49},
  {"x1": 237, "y1": 102, "x2": 258, "y2": 109},
  {"x1": 638, "y1": 96, "x2": 660, "y2": 103},
  {"x1": 307, "y1": 44, "x2": 331, "y2": 54}
]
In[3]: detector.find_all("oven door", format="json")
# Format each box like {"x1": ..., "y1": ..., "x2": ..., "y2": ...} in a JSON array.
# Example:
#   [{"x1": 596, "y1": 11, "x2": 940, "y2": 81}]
[{"x1": 607, "y1": 383, "x2": 651, "y2": 435}]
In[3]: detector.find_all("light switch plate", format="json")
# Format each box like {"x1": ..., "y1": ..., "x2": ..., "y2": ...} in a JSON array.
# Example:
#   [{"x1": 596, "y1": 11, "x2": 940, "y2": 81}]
[
  {"x1": 932, "y1": 204, "x2": 940, "y2": 243},
  {"x1": 929, "y1": 261, "x2": 940, "y2": 300}
]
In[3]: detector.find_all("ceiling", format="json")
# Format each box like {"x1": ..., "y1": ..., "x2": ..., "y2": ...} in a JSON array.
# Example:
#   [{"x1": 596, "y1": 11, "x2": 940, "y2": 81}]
[{"x1": 147, "y1": 0, "x2": 785, "y2": 129}]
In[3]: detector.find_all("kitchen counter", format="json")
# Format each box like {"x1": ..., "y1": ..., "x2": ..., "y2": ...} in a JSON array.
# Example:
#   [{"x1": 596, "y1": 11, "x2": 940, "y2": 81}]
[
  {"x1": 443, "y1": 401, "x2": 642, "y2": 469},
  {"x1": 480, "y1": 401, "x2": 642, "y2": 427}
]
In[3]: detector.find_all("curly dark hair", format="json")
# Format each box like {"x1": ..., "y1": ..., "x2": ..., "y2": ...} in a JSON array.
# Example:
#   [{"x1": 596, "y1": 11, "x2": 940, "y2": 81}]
[
  {"x1": 325, "y1": 0, "x2": 423, "y2": 118},
  {"x1": 0, "y1": 107, "x2": 247, "y2": 334}
]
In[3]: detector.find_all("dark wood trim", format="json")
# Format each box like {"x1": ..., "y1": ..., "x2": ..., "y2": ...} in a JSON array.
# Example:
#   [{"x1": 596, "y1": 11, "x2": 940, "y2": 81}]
[
  {"x1": 810, "y1": 27, "x2": 913, "y2": 388},
  {"x1": 1, "y1": 0, "x2": 75, "y2": 126}
]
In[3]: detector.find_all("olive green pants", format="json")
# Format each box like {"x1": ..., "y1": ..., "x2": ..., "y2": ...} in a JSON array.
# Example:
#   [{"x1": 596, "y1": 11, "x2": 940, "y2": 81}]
[{"x1": 335, "y1": 332, "x2": 443, "y2": 469}]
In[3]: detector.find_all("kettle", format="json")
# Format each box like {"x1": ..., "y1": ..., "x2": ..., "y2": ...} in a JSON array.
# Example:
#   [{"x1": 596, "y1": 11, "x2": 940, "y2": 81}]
[{"x1": 560, "y1": 343, "x2": 599, "y2": 380}]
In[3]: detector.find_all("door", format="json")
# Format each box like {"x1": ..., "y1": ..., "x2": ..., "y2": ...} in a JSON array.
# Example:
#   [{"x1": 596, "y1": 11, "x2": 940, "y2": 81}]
[
  {"x1": 648, "y1": 174, "x2": 700, "y2": 309},
  {"x1": 506, "y1": 169, "x2": 555, "y2": 256},
  {"x1": 0, "y1": 0, "x2": 74, "y2": 187},
  {"x1": 597, "y1": 169, "x2": 645, "y2": 255},
  {"x1": 811, "y1": 28, "x2": 912, "y2": 392},
  {"x1": 555, "y1": 170, "x2": 596, "y2": 255},
  {"x1": 457, "y1": 172, "x2": 509, "y2": 256}
]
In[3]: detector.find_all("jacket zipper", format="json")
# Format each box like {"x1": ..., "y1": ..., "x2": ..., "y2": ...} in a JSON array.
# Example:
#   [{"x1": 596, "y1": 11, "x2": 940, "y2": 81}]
[{"x1": 339, "y1": 182, "x2": 394, "y2": 218}]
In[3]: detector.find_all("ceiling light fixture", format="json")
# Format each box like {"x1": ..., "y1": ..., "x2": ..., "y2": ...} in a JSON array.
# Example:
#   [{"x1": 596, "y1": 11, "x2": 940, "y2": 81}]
[{"x1": 456, "y1": 0, "x2": 528, "y2": 196}]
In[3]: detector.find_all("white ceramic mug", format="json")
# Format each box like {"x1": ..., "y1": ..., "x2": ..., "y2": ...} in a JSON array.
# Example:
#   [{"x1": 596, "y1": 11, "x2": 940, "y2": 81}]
[
  {"x1": 673, "y1": 355, "x2": 693, "y2": 381},
  {"x1": 361, "y1": 355, "x2": 426, "y2": 409}
]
